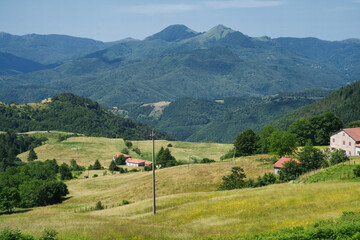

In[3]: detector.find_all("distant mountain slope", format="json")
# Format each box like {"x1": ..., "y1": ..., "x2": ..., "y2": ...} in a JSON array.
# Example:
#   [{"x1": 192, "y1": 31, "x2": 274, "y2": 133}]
[
  {"x1": 116, "y1": 94, "x2": 317, "y2": 143},
  {"x1": 0, "y1": 52, "x2": 46, "y2": 75},
  {"x1": 0, "y1": 32, "x2": 109, "y2": 64},
  {"x1": 0, "y1": 93, "x2": 173, "y2": 140},
  {"x1": 0, "y1": 46, "x2": 344, "y2": 106},
  {"x1": 0, "y1": 25, "x2": 359, "y2": 106},
  {"x1": 272, "y1": 81, "x2": 360, "y2": 130}
]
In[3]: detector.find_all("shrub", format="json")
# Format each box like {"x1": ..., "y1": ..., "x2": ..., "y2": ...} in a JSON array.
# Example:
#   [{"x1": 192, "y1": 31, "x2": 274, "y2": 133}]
[
  {"x1": 330, "y1": 149, "x2": 349, "y2": 165},
  {"x1": 129, "y1": 169, "x2": 138, "y2": 172},
  {"x1": 133, "y1": 147, "x2": 141, "y2": 155},
  {"x1": 39, "y1": 229, "x2": 57, "y2": 240},
  {"x1": 95, "y1": 201, "x2": 104, "y2": 210},
  {"x1": 353, "y1": 165, "x2": 360, "y2": 177},
  {"x1": 167, "y1": 143, "x2": 173, "y2": 147},
  {"x1": 125, "y1": 141, "x2": 133, "y2": 149},
  {"x1": 115, "y1": 155, "x2": 126, "y2": 165},
  {"x1": 92, "y1": 174, "x2": 98, "y2": 178},
  {"x1": 122, "y1": 200, "x2": 130, "y2": 205},
  {"x1": 218, "y1": 167, "x2": 247, "y2": 190},
  {"x1": 200, "y1": 158, "x2": 215, "y2": 163},
  {"x1": 59, "y1": 163, "x2": 72, "y2": 180},
  {"x1": 121, "y1": 148, "x2": 129, "y2": 155},
  {"x1": 118, "y1": 167, "x2": 125, "y2": 173},
  {"x1": 144, "y1": 165, "x2": 152, "y2": 171}
]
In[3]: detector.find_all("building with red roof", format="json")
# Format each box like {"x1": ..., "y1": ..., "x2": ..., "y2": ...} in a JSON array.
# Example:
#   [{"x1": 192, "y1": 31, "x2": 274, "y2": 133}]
[
  {"x1": 125, "y1": 158, "x2": 152, "y2": 167},
  {"x1": 330, "y1": 128, "x2": 360, "y2": 156},
  {"x1": 273, "y1": 157, "x2": 300, "y2": 175}
]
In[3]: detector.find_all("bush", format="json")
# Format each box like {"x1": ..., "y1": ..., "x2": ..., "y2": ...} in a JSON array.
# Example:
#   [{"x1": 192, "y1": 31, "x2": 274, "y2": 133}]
[
  {"x1": 0, "y1": 228, "x2": 34, "y2": 240},
  {"x1": 59, "y1": 163, "x2": 72, "y2": 180},
  {"x1": 132, "y1": 147, "x2": 141, "y2": 155},
  {"x1": 39, "y1": 229, "x2": 57, "y2": 240},
  {"x1": 118, "y1": 167, "x2": 125, "y2": 173},
  {"x1": 354, "y1": 165, "x2": 360, "y2": 177},
  {"x1": 95, "y1": 201, "x2": 104, "y2": 210},
  {"x1": 125, "y1": 141, "x2": 133, "y2": 149},
  {"x1": 93, "y1": 174, "x2": 98, "y2": 178},
  {"x1": 200, "y1": 158, "x2": 215, "y2": 163},
  {"x1": 121, "y1": 148, "x2": 129, "y2": 155},
  {"x1": 115, "y1": 155, "x2": 126, "y2": 165},
  {"x1": 122, "y1": 200, "x2": 130, "y2": 205},
  {"x1": 129, "y1": 169, "x2": 138, "y2": 172},
  {"x1": 167, "y1": 143, "x2": 173, "y2": 147},
  {"x1": 144, "y1": 165, "x2": 152, "y2": 171},
  {"x1": 218, "y1": 167, "x2": 247, "y2": 190},
  {"x1": 330, "y1": 149, "x2": 349, "y2": 165}
]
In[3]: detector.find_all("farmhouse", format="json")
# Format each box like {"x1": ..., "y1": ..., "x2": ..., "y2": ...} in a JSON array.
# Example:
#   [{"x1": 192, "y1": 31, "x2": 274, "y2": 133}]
[
  {"x1": 113, "y1": 153, "x2": 131, "y2": 161},
  {"x1": 126, "y1": 158, "x2": 152, "y2": 167},
  {"x1": 273, "y1": 157, "x2": 300, "y2": 175},
  {"x1": 330, "y1": 128, "x2": 360, "y2": 156}
]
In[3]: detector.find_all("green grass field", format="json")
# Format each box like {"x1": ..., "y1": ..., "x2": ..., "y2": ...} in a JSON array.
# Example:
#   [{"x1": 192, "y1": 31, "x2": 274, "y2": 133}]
[{"x1": 3, "y1": 132, "x2": 360, "y2": 239}]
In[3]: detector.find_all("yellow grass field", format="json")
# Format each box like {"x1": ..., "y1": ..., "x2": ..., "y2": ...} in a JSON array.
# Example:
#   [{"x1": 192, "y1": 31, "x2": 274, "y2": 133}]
[
  {"x1": 17, "y1": 132, "x2": 233, "y2": 167},
  {"x1": 3, "y1": 132, "x2": 360, "y2": 239}
]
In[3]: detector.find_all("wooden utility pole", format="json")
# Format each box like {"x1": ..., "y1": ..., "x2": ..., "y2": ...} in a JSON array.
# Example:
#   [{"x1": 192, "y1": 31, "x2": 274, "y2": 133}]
[{"x1": 151, "y1": 130, "x2": 156, "y2": 215}]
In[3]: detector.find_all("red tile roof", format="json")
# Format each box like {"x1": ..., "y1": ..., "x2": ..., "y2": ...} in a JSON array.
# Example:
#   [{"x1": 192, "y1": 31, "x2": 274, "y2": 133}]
[
  {"x1": 126, "y1": 158, "x2": 146, "y2": 164},
  {"x1": 114, "y1": 153, "x2": 131, "y2": 159},
  {"x1": 273, "y1": 157, "x2": 300, "y2": 168},
  {"x1": 344, "y1": 128, "x2": 360, "y2": 142},
  {"x1": 145, "y1": 161, "x2": 152, "y2": 166}
]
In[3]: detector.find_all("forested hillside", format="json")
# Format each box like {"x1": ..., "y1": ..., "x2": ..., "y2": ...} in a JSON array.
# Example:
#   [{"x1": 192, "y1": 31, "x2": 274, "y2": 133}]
[
  {"x1": 0, "y1": 25, "x2": 358, "y2": 106},
  {"x1": 0, "y1": 93, "x2": 172, "y2": 140},
  {"x1": 116, "y1": 94, "x2": 317, "y2": 143},
  {"x1": 272, "y1": 80, "x2": 360, "y2": 130}
]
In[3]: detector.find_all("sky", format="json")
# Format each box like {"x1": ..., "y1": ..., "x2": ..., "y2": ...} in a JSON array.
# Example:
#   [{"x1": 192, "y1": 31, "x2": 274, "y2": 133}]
[{"x1": 0, "y1": 0, "x2": 359, "y2": 42}]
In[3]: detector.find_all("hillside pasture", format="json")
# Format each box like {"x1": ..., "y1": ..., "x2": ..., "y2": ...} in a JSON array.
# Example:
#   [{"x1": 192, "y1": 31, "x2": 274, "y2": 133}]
[
  {"x1": 17, "y1": 132, "x2": 233, "y2": 167},
  {"x1": 0, "y1": 181, "x2": 359, "y2": 239}
]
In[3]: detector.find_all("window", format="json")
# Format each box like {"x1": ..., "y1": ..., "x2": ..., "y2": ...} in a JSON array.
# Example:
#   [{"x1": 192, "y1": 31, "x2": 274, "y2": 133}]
[
  {"x1": 332, "y1": 138, "x2": 335, "y2": 143},
  {"x1": 349, "y1": 151, "x2": 351, "y2": 155},
  {"x1": 349, "y1": 142, "x2": 352, "y2": 146},
  {"x1": 343, "y1": 133, "x2": 345, "y2": 136},
  {"x1": 343, "y1": 141, "x2": 345, "y2": 145}
]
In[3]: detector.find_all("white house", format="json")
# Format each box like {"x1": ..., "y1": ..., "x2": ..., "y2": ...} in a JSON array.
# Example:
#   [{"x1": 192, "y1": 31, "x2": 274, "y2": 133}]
[
  {"x1": 125, "y1": 158, "x2": 152, "y2": 167},
  {"x1": 330, "y1": 128, "x2": 360, "y2": 156}
]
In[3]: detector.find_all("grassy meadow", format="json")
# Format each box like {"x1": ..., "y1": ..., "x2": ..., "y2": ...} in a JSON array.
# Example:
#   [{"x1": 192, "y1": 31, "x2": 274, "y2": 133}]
[
  {"x1": 17, "y1": 131, "x2": 233, "y2": 167},
  {"x1": 2, "y1": 131, "x2": 360, "y2": 239}
]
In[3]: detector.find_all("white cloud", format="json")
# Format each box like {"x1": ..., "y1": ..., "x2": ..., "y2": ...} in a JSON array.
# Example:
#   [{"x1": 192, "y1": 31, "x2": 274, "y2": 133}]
[
  {"x1": 204, "y1": 0, "x2": 283, "y2": 9},
  {"x1": 120, "y1": 4, "x2": 198, "y2": 15}
]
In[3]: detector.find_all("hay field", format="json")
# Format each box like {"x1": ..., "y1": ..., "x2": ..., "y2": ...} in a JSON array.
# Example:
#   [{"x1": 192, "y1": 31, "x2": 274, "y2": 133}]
[{"x1": 17, "y1": 132, "x2": 232, "y2": 167}]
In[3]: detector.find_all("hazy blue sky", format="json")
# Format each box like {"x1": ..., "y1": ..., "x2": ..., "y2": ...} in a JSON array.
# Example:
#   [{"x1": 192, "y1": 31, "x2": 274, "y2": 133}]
[{"x1": 0, "y1": 0, "x2": 359, "y2": 42}]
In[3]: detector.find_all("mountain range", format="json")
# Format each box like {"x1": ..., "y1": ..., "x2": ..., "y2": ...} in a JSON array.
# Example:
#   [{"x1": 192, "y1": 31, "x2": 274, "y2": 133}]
[{"x1": 0, "y1": 24, "x2": 359, "y2": 106}]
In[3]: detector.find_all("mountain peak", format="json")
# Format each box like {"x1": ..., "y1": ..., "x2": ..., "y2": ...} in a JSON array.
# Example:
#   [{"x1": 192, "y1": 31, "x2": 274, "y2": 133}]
[{"x1": 146, "y1": 24, "x2": 199, "y2": 42}]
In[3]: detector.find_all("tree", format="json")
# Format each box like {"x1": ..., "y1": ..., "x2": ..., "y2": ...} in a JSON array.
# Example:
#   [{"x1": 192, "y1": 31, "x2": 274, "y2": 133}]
[
  {"x1": 93, "y1": 160, "x2": 102, "y2": 170},
  {"x1": 289, "y1": 117, "x2": 313, "y2": 146},
  {"x1": 330, "y1": 149, "x2": 349, "y2": 165},
  {"x1": 233, "y1": 129, "x2": 260, "y2": 156},
  {"x1": 27, "y1": 148, "x2": 38, "y2": 162},
  {"x1": 0, "y1": 187, "x2": 20, "y2": 213},
  {"x1": 115, "y1": 155, "x2": 126, "y2": 165},
  {"x1": 133, "y1": 147, "x2": 141, "y2": 155},
  {"x1": 218, "y1": 167, "x2": 247, "y2": 190},
  {"x1": 353, "y1": 165, "x2": 360, "y2": 177},
  {"x1": 59, "y1": 163, "x2": 72, "y2": 180},
  {"x1": 257, "y1": 125, "x2": 276, "y2": 154},
  {"x1": 125, "y1": 141, "x2": 133, "y2": 149},
  {"x1": 108, "y1": 161, "x2": 118, "y2": 172},
  {"x1": 269, "y1": 130, "x2": 298, "y2": 157},
  {"x1": 156, "y1": 147, "x2": 176, "y2": 168},
  {"x1": 298, "y1": 140, "x2": 326, "y2": 171},
  {"x1": 121, "y1": 148, "x2": 129, "y2": 155},
  {"x1": 279, "y1": 160, "x2": 303, "y2": 181},
  {"x1": 310, "y1": 112, "x2": 343, "y2": 145}
]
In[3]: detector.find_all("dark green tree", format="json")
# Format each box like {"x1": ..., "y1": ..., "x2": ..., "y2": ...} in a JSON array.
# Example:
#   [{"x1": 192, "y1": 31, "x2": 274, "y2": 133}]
[
  {"x1": 257, "y1": 125, "x2": 276, "y2": 154},
  {"x1": 218, "y1": 167, "x2": 247, "y2": 190},
  {"x1": 279, "y1": 160, "x2": 303, "y2": 181},
  {"x1": 233, "y1": 129, "x2": 260, "y2": 156},
  {"x1": 59, "y1": 163, "x2": 72, "y2": 180},
  {"x1": 125, "y1": 141, "x2": 133, "y2": 149},
  {"x1": 133, "y1": 147, "x2": 141, "y2": 155},
  {"x1": 109, "y1": 161, "x2": 118, "y2": 172},
  {"x1": 353, "y1": 165, "x2": 360, "y2": 177},
  {"x1": 93, "y1": 160, "x2": 102, "y2": 170},
  {"x1": 310, "y1": 112, "x2": 343, "y2": 145},
  {"x1": 0, "y1": 187, "x2": 20, "y2": 213},
  {"x1": 289, "y1": 117, "x2": 313, "y2": 146},
  {"x1": 298, "y1": 140, "x2": 326, "y2": 171},
  {"x1": 121, "y1": 148, "x2": 129, "y2": 155},
  {"x1": 27, "y1": 148, "x2": 38, "y2": 162},
  {"x1": 115, "y1": 155, "x2": 127, "y2": 165},
  {"x1": 156, "y1": 147, "x2": 176, "y2": 168},
  {"x1": 269, "y1": 130, "x2": 298, "y2": 157}
]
